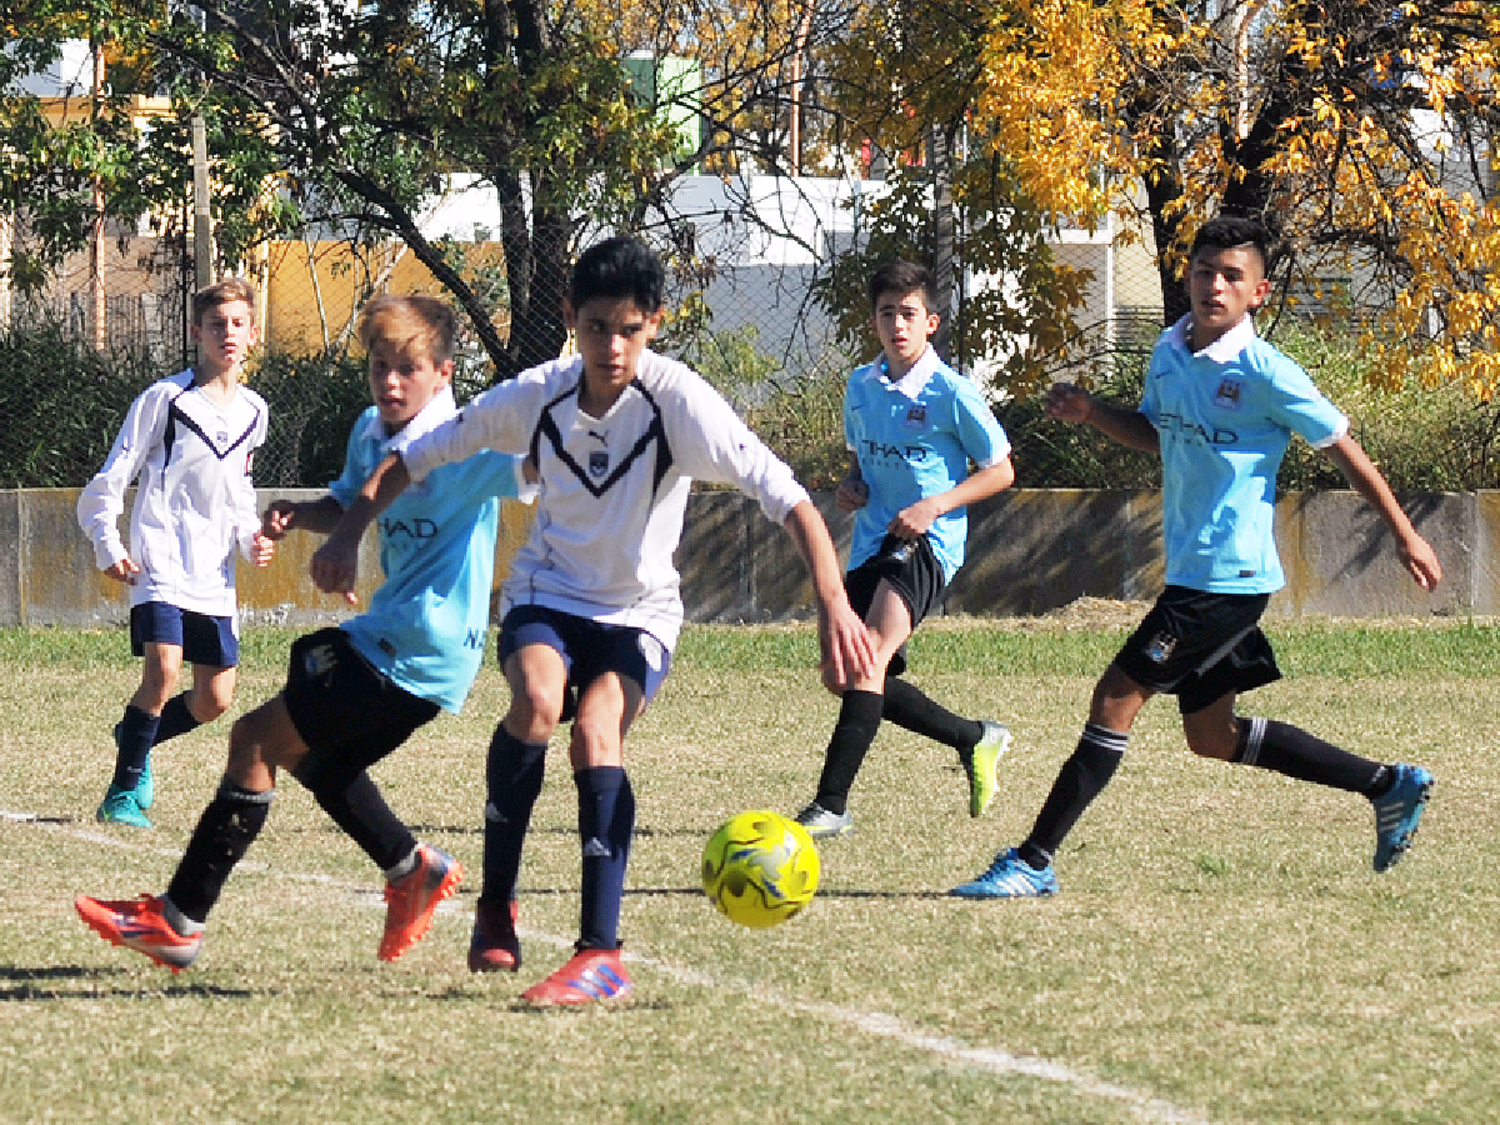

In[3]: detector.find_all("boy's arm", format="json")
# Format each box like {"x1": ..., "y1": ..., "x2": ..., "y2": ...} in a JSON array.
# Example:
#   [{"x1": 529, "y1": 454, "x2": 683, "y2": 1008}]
[
  {"x1": 782, "y1": 499, "x2": 875, "y2": 688},
  {"x1": 1045, "y1": 382, "x2": 1160, "y2": 452},
  {"x1": 261, "y1": 495, "x2": 347, "y2": 539},
  {"x1": 1322, "y1": 434, "x2": 1443, "y2": 590},
  {"x1": 834, "y1": 454, "x2": 868, "y2": 513},
  {"x1": 307, "y1": 452, "x2": 413, "y2": 602},
  {"x1": 887, "y1": 457, "x2": 1014, "y2": 539}
]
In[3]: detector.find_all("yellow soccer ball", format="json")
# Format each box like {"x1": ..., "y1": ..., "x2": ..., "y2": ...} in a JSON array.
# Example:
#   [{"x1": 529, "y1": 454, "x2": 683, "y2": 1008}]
[{"x1": 702, "y1": 810, "x2": 821, "y2": 928}]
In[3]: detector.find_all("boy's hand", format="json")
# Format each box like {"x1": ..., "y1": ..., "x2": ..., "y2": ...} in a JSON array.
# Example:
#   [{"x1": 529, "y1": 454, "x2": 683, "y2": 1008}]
[
  {"x1": 1398, "y1": 533, "x2": 1443, "y2": 591},
  {"x1": 260, "y1": 499, "x2": 298, "y2": 541},
  {"x1": 309, "y1": 536, "x2": 361, "y2": 606},
  {"x1": 102, "y1": 557, "x2": 141, "y2": 585},
  {"x1": 249, "y1": 531, "x2": 276, "y2": 568},
  {"x1": 890, "y1": 497, "x2": 941, "y2": 538},
  {"x1": 1044, "y1": 382, "x2": 1094, "y2": 424},
  {"x1": 835, "y1": 478, "x2": 869, "y2": 513}
]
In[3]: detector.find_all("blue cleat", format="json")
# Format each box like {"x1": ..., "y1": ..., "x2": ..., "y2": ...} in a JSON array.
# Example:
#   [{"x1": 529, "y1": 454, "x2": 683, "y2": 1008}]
[
  {"x1": 95, "y1": 784, "x2": 153, "y2": 829},
  {"x1": 1372, "y1": 763, "x2": 1433, "y2": 872},
  {"x1": 950, "y1": 847, "x2": 1058, "y2": 899}
]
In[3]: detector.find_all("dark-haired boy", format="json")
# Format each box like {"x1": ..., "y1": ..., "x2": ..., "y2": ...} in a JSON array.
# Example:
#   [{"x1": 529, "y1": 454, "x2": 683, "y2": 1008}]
[
  {"x1": 76, "y1": 294, "x2": 531, "y2": 968},
  {"x1": 953, "y1": 215, "x2": 1443, "y2": 899},
  {"x1": 310, "y1": 236, "x2": 874, "y2": 1004},
  {"x1": 794, "y1": 260, "x2": 1016, "y2": 840}
]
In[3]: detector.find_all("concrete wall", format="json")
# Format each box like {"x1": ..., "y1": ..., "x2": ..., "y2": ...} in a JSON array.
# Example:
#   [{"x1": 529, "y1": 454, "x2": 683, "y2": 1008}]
[{"x1": 0, "y1": 487, "x2": 1482, "y2": 629}]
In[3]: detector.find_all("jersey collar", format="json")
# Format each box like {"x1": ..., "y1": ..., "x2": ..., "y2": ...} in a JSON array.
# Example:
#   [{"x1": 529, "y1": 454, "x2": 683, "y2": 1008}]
[
  {"x1": 1174, "y1": 313, "x2": 1257, "y2": 363},
  {"x1": 876, "y1": 345, "x2": 939, "y2": 400}
]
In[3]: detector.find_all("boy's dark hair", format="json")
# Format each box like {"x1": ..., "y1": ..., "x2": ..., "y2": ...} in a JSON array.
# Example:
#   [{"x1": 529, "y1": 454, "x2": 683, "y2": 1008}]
[
  {"x1": 1190, "y1": 216, "x2": 1272, "y2": 274},
  {"x1": 570, "y1": 236, "x2": 665, "y2": 314},
  {"x1": 191, "y1": 277, "x2": 256, "y2": 326},
  {"x1": 357, "y1": 294, "x2": 458, "y2": 364},
  {"x1": 868, "y1": 261, "x2": 940, "y2": 314}
]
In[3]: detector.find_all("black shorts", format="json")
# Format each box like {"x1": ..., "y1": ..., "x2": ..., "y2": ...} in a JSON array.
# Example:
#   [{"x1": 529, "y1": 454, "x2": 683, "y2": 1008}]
[
  {"x1": 130, "y1": 601, "x2": 238, "y2": 667},
  {"x1": 845, "y1": 534, "x2": 947, "y2": 678},
  {"x1": 282, "y1": 627, "x2": 441, "y2": 789},
  {"x1": 499, "y1": 605, "x2": 671, "y2": 707},
  {"x1": 1113, "y1": 585, "x2": 1282, "y2": 715}
]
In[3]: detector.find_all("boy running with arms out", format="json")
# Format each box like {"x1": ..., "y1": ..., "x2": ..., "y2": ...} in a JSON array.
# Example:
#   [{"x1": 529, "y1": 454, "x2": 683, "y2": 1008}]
[
  {"x1": 312, "y1": 236, "x2": 874, "y2": 1005},
  {"x1": 76, "y1": 295, "x2": 530, "y2": 968},
  {"x1": 952, "y1": 215, "x2": 1442, "y2": 899},
  {"x1": 795, "y1": 261, "x2": 1016, "y2": 840},
  {"x1": 78, "y1": 278, "x2": 275, "y2": 828}
]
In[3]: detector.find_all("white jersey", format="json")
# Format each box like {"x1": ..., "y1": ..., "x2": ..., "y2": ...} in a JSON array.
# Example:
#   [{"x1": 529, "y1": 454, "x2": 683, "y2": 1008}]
[
  {"x1": 77, "y1": 369, "x2": 268, "y2": 617},
  {"x1": 403, "y1": 349, "x2": 809, "y2": 652}
]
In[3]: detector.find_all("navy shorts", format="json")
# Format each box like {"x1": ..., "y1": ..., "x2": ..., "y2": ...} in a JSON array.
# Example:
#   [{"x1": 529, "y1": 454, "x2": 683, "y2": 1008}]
[
  {"x1": 1113, "y1": 585, "x2": 1282, "y2": 715},
  {"x1": 499, "y1": 605, "x2": 671, "y2": 710},
  {"x1": 282, "y1": 627, "x2": 440, "y2": 789},
  {"x1": 845, "y1": 533, "x2": 947, "y2": 678},
  {"x1": 130, "y1": 601, "x2": 238, "y2": 667}
]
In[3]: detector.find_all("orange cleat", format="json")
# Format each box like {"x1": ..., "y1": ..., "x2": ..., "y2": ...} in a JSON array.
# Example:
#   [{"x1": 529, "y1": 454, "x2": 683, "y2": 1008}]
[
  {"x1": 378, "y1": 845, "x2": 462, "y2": 962},
  {"x1": 521, "y1": 946, "x2": 632, "y2": 1006},
  {"x1": 75, "y1": 894, "x2": 201, "y2": 971}
]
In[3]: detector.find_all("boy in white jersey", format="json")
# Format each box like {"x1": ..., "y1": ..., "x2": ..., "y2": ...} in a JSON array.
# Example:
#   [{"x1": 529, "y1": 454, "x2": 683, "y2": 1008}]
[
  {"x1": 953, "y1": 215, "x2": 1444, "y2": 900},
  {"x1": 794, "y1": 261, "x2": 1016, "y2": 840},
  {"x1": 78, "y1": 278, "x2": 275, "y2": 829},
  {"x1": 76, "y1": 295, "x2": 530, "y2": 970},
  {"x1": 311, "y1": 236, "x2": 874, "y2": 1004}
]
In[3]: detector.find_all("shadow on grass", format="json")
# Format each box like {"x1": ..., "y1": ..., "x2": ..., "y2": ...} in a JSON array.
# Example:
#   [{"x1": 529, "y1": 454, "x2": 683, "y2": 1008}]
[{"x1": 0, "y1": 964, "x2": 257, "y2": 1001}]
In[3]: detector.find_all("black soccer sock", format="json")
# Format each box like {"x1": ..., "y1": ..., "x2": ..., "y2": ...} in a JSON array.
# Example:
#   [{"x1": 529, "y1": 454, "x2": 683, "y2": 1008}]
[
  {"x1": 164, "y1": 778, "x2": 274, "y2": 924},
  {"x1": 576, "y1": 766, "x2": 635, "y2": 951},
  {"x1": 813, "y1": 690, "x2": 885, "y2": 816},
  {"x1": 1019, "y1": 723, "x2": 1128, "y2": 869},
  {"x1": 153, "y1": 692, "x2": 202, "y2": 744},
  {"x1": 293, "y1": 764, "x2": 416, "y2": 873},
  {"x1": 1232, "y1": 717, "x2": 1386, "y2": 795},
  {"x1": 110, "y1": 704, "x2": 159, "y2": 790},
  {"x1": 882, "y1": 675, "x2": 984, "y2": 750},
  {"x1": 481, "y1": 725, "x2": 547, "y2": 906}
]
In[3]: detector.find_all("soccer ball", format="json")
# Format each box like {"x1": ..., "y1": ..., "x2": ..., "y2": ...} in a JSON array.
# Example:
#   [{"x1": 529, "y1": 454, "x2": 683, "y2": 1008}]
[{"x1": 702, "y1": 810, "x2": 821, "y2": 928}]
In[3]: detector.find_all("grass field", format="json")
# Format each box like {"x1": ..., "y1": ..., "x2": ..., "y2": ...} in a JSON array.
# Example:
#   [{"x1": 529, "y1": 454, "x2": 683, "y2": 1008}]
[{"x1": 3, "y1": 613, "x2": 1498, "y2": 1124}]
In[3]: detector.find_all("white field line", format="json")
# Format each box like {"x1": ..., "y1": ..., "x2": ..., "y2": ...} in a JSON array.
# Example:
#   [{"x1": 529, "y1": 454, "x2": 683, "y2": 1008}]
[{"x1": 13, "y1": 809, "x2": 1210, "y2": 1125}]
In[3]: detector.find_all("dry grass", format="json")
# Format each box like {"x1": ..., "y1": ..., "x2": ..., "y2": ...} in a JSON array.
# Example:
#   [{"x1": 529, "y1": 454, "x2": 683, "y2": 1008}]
[{"x1": 2, "y1": 619, "x2": 1498, "y2": 1124}]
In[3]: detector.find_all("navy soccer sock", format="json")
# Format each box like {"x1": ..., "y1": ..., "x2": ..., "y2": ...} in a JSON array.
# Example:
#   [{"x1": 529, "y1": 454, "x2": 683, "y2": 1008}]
[
  {"x1": 812, "y1": 689, "x2": 885, "y2": 815},
  {"x1": 1019, "y1": 723, "x2": 1128, "y2": 869},
  {"x1": 481, "y1": 725, "x2": 547, "y2": 906},
  {"x1": 1233, "y1": 717, "x2": 1387, "y2": 795},
  {"x1": 293, "y1": 764, "x2": 416, "y2": 873},
  {"x1": 153, "y1": 692, "x2": 203, "y2": 744},
  {"x1": 882, "y1": 675, "x2": 984, "y2": 750},
  {"x1": 165, "y1": 778, "x2": 274, "y2": 924},
  {"x1": 575, "y1": 766, "x2": 635, "y2": 951},
  {"x1": 110, "y1": 705, "x2": 160, "y2": 791}
]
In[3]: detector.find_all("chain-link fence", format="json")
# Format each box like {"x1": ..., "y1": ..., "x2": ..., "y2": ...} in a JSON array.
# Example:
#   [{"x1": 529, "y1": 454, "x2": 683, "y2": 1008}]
[{"x1": 22, "y1": 173, "x2": 1406, "y2": 495}]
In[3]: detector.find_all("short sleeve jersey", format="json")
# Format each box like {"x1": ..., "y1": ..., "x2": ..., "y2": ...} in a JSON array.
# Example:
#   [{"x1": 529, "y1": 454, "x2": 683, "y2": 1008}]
[
  {"x1": 77, "y1": 369, "x2": 268, "y2": 618},
  {"x1": 844, "y1": 347, "x2": 1011, "y2": 582},
  {"x1": 1139, "y1": 316, "x2": 1348, "y2": 594},
  {"x1": 402, "y1": 349, "x2": 809, "y2": 653},
  {"x1": 329, "y1": 387, "x2": 522, "y2": 713}
]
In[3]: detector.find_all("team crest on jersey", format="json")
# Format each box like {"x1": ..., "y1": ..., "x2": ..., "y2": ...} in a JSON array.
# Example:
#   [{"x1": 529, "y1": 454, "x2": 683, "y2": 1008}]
[
  {"x1": 1213, "y1": 377, "x2": 1244, "y2": 410},
  {"x1": 589, "y1": 450, "x2": 609, "y2": 477},
  {"x1": 1143, "y1": 631, "x2": 1178, "y2": 664},
  {"x1": 904, "y1": 404, "x2": 927, "y2": 427}
]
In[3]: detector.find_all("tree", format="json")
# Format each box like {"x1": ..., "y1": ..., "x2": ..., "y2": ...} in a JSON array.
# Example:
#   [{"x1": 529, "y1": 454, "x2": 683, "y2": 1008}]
[
  {"x1": 1, "y1": 0, "x2": 679, "y2": 380},
  {"x1": 972, "y1": 0, "x2": 1500, "y2": 394}
]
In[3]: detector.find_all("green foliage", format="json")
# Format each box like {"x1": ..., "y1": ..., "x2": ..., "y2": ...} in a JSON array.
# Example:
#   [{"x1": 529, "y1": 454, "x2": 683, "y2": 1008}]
[
  {"x1": 249, "y1": 348, "x2": 371, "y2": 489},
  {"x1": 0, "y1": 319, "x2": 158, "y2": 488}
]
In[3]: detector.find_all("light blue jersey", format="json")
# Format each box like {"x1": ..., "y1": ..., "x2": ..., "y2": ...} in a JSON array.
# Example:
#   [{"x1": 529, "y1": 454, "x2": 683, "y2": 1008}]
[
  {"x1": 1140, "y1": 316, "x2": 1347, "y2": 594},
  {"x1": 329, "y1": 389, "x2": 522, "y2": 712},
  {"x1": 844, "y1": 347, "x2": 1010, "y2": 583}
]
